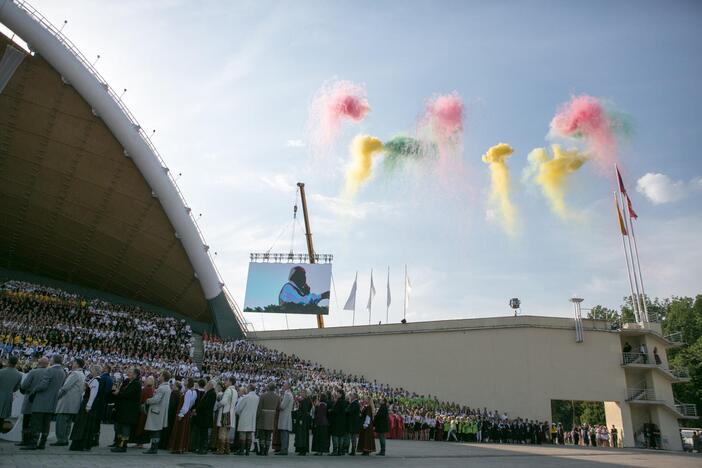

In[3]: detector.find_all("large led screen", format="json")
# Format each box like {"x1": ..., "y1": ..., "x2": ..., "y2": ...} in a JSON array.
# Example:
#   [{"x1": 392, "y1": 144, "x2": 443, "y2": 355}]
[{"x1": 243, "y1": 262, "x2": 331, "y2": 315}]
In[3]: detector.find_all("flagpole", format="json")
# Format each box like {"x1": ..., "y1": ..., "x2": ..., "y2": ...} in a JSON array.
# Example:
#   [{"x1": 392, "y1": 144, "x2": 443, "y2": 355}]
[
  {"x1": 386, "y1": 266, "x2": 390, "y2": 324},
  {"x1": 369, "y1": 268, "x2": 373, "y2": 325},
  {"x1": 403, "y1": 264, "x2": 407, "y2": 321},
  {"x1": 627, "y1": 208, "x2": 649, "y2": 322},
  {"x1": 614, "y1": 192, "x2": 640, "y2": 323},
  {"x1": 617, "y1": 189, "x2": 645, "y2": 322}
]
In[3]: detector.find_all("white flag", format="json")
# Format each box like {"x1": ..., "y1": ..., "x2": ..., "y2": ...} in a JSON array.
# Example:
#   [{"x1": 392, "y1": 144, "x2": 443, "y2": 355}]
[
  {"x1": 343, "y1": 272, "x2": 358, "y2": 311},
  {"x1": 386, "y1": 267, "x2": 391, "y2": 308},
  {"x1": 367, "y1": 270, "x2": 376, "y2": 310}
]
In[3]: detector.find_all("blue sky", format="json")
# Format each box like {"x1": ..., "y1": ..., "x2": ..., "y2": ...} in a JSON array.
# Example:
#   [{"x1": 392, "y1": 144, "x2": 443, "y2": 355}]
[{"x1": 22, "y1": 0, "x2": 702, "y2": 330}]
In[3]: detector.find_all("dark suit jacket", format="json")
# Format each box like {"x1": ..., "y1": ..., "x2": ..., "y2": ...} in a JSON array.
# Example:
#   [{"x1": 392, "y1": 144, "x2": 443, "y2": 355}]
[
  {"x1": 346, "y1": 399, "x2": 361, "y2": 434},
  {"x1": 193, "y1": 388, "x2": 216, "y2": 428},
  {"x1": 329, "y1": 397, "x2": 347, "y2": 436},
  {"x1": 373, "y1": 404, "x2": 389, "y2": 433},
  {"x1": 114, "y1": 378, "x2": 141, "y2": 425}
]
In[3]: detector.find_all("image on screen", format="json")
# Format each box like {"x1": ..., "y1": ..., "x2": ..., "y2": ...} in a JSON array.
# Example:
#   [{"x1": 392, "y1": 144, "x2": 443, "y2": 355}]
[{"x1": 243, "y1": 262, "x2": 331, "y2": 315}]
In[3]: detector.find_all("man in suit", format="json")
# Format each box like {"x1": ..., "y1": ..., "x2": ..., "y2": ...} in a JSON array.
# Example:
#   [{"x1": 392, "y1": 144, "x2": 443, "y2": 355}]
[
  {"x1": 192, "y1": 379, "x2": 216, "y2": 455},
  {"x1": 110, "y1": 368, "x2": 142, "y2": 452},
  {"x1": 329, "y1": 389, "x2": 347, "y2": 456},
  {"x1": 345, "y1": 392, "x2": 361, "y2": 455},
  {"x1": 374, "y1": 399, "x2": 389, "y2": 456},
  {"x1": 17, "y1": 357, "x2": 48, "y2": 446},
  {"x1": 275, "y1": 383, "x2": 293, "y2": 455},
  {"x1": 52, "y1": 358, "x2": 86, "y2": 446},
  {"x1": 256, "y1": 382, "x2": 280, "y2": 456},
  {"x1": 0, "y1": 355, "x2": 22, "y2": 431},
  {"x1": 23, "y1": 355, "x2": 65, "y2": 449},
  {"x1": 143, "y1": 371, "x2": 172, "y2": 454},
  {"x1": 235, "y1": 384, "x2": 259, "y2": 456}
]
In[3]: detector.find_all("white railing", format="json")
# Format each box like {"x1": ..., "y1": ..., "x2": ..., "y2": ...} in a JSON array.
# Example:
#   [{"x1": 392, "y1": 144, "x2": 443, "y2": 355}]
[
  {"x1": 665, "y1": 331, "x2": 683, "y2": 344},
  {"x1": 671, "y1": 368, "x2": 691, "y2": 380},
  {"x1": 622, "y1": 352, "x2": 650, "y2": 365},
  {"x1": 11, "y1": 1, "x2": 250, "y2": 334},
  {"x1": 675, "y1": 403, "x2": 698, "y2": 417},
  {"x1": 626, "y1": 388, "x2": 656, "y2": 401}
]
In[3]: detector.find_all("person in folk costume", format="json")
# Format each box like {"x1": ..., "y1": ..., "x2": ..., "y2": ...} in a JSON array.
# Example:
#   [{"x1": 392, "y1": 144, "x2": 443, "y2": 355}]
[
  {"x1": 235, "y1": 384, "x2": 259, "y2": 456},
  {"x1": 357, "y1": 397, "x2": 376, "y2": 456},
  {"x1": 215, "y1": 377, "x2": 235, "y2": 454},
  {"x1": 143, "y1": 371, "x2": 171, "y2": 454},
  {"x1": 192, "y1": 379, "x2": 216, "y2": 455},
  {"x1": 311, "y1": 393, "x2": 330, "y2": 455},
  {"x1": 169, "y1": 377, "x2": 197, "y2": 453},
  {"x1": 373, "y1": 398, "x2": 389, "y2": 456},
  {"x1": 132, "y1": 375, "x2": 155, "y2": 447},
  {"x1": 68, "y1": 366, "x2": 105, "y2": 452},
  {"x1": 256, "y1": 382, "x2": 280, "y2": 455},
  {"x1": 159, "y1": 380, "x2": 181, "y2": 449},
  {"x1": 294, "y1": 388, "x2": 313, "y2": 455},
  {"x1": 110, "y1": 367, "x2": 141, "y2": 452},
  {"x1": 209, "y1": 381, "x2": 223, "y2": 452}
]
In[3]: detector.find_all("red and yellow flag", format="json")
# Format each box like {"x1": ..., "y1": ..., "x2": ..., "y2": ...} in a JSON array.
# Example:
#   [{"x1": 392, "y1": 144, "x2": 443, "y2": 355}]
[{"x1": 614, "y1": 194, "x2": 628, "y2": 236}]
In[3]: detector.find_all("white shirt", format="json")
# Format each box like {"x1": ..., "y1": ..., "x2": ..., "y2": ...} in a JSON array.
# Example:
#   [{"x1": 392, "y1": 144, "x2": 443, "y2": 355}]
[
  {"x1": 179, "y1": 388, "x2": 197, "y2": 417},
  {"x1": 86, "y1": 378, "x2": 100, "y2": 411}
]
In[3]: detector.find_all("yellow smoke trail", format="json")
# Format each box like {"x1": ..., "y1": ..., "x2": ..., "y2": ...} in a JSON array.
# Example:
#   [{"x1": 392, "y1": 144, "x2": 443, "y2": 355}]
[
  {"x1": 482, "y1": 143, "x2": 517, "y2": 235},
  {"x1": 525, "y1": 144, "x2": 587, "y2": 219},
  {"x1": 344, "y1": 134, "x2": 385, "y2": 197}
]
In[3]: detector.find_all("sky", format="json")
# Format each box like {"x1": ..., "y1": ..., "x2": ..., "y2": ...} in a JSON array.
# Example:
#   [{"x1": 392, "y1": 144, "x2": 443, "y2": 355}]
[{"x1": 12, "y1": 0, "x2": 702, "y2": 330}]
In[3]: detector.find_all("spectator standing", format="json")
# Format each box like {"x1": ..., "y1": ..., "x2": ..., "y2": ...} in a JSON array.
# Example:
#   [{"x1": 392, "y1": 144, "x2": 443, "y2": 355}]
[
  {"x1": 276, "y1": 383, "x2": 293, "y2": 455},
  {"x1": 345, "y1": 392, "x2": 362, "y2": 455},
  {"x1": 374, "y1": 398, "x2": 389, "y2": 456},
  {"x1": 215, "y1": 376, "x2": 235, "y2": 454},
  {"x1": 53, "y1": 358, "x2": 85, "y2": 446},
  {"x1": 357, "y1": 398, "x2": 375, "y2": 455},
  {"x1": 143, "y1": 371, "x2": 171, "y2": 454},
  {"x1": 169, "y1": 377, "x2": 197, "y2": 454},
  {"x1": 311, "y1": 394, "x2": 329, "y2": 455},
  {"x1": 23, "y1": 355, "x2": 65, "y2": 450},
  {"x1": 329, "y1": 390, "x2": 347, "y2": 456},
  {"x1": 235, "y1": 384, "x2": 259, "y2": 456},
  {"x1": 110, "y1": 367, "x2": 141, "y2": 452},
  {"x1": 0, "y1": 356, "x2": 22, "y2": 433},
  {"x1": 257, "y1": 382, "x2": 280, "y2": 455},
  {"x1": 294, "y1": 389, "x2": 312, "y2": 455},
  {"x1": 192, "y1": 379, "x2": 216, "y2": 454}
]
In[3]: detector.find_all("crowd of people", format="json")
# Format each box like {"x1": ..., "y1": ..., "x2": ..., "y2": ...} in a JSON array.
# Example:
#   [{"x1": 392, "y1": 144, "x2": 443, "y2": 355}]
[
  {"x1": 0, "y1": 281, "x2": 198, "y2": 378},
  {"x1": 0, "y1": 280, "x2": 624, "y2": 457}
]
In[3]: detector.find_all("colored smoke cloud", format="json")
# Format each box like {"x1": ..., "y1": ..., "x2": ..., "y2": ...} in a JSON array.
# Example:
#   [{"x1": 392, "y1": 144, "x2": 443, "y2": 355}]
[
  {"x1": 525, "y1": 145, "x2": 587, "y2": 219},
  {"x1": 549, "y1": 95, "x2": 632, "y2": 171},
  {"x1": 482, "y1": 143, "x2": 517, "y2": 235},
  {"x1": 309, "y1": 80, "x2": 370, "y2": 152},
  {"x1": 344, "y1": 135, "x2": 385, "y2": 198},
  {"x1": 382, "y1": 135, "x2": 436, "y2": 172}
]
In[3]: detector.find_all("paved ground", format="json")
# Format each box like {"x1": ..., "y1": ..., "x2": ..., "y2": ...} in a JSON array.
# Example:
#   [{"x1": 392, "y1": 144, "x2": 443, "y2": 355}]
[{"x1": 1, "y1": 425, "x2": 700, "y2": 468}]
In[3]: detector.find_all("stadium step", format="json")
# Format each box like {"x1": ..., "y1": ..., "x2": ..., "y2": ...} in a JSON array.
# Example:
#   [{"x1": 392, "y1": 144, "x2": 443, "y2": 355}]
[{"x1": 192, "y1": 333, "x2": 204, "y2": 366}]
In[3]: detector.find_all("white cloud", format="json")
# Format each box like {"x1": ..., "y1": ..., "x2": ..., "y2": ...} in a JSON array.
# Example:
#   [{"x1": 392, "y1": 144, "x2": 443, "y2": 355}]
[
  {"x1": 636, "y1": 172, "x2": 702, "y2": 204},
  {"x1": 286, "y1": 139, "x2": 306, "y2": 148},
  {"x1": 260, "y1": 174, "x2": 296, "y2": 193}
]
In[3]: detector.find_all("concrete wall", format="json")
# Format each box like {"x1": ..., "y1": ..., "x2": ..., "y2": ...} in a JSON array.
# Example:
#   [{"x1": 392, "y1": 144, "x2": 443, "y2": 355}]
[{"x1": 252, "y1": 316, "x2": 627, "y2": 423}]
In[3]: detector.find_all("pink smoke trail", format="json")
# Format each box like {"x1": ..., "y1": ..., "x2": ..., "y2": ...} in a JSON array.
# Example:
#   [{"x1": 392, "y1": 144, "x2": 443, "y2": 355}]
[
  {"x1": 550, "y1": 95, "x2": 631, "y2": 171},
  {"x1": 309, "y1": 80, "x2": 370, "y2": 153},
  {"x1": 418, "y1": 92, "x2": 466, "y2": 185}
]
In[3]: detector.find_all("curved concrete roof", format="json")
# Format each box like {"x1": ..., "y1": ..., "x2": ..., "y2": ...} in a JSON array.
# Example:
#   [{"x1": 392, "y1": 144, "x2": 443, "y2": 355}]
[{"x1": 0, "y1": 1, "x2": 244, "y2": 333}]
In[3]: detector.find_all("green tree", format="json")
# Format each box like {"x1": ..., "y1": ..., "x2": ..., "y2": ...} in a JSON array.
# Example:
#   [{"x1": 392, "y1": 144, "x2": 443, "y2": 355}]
[{"x1": 588, "y1": 305, "x2": 621, "y2": 326}]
